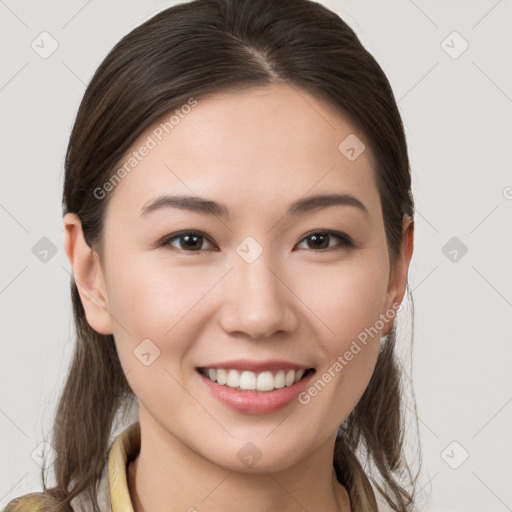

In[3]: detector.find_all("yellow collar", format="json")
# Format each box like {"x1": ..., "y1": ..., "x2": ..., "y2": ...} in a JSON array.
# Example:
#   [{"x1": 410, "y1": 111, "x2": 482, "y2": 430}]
[
  {"x1": 69, "y1": 421, "x2": 140, "y2": 512},
  {"x1": 108, "y1": 421, "x2": 140, "y2": 512}
]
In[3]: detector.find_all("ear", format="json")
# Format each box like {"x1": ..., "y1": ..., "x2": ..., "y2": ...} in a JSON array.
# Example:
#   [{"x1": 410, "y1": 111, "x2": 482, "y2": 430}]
[
  {"x1": 381, "y1": 216, "x2": 414, "y2": 336},
  {"x1": 63, "y1": 213, "x2": 113, "y2": 335}
]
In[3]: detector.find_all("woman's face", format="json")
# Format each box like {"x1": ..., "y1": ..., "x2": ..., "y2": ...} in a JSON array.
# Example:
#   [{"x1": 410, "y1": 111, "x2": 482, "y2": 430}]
[{"x1": 68, "y1": 83, "x2": 411, "y2": 472}]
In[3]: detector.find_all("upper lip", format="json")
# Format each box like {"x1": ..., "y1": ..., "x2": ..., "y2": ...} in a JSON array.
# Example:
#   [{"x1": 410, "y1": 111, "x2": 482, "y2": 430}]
[{"x1": 197, "y1": 359, "x2": 313, "y2": 373}]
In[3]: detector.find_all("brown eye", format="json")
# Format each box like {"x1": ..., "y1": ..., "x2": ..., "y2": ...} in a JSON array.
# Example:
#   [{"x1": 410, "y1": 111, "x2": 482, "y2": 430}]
[
  {"x1": 160, "y1": 231, "x2": 215, "y2": 252},
  {"x1": 296, "y1": 230, "x2": 354, "y2": 251}
]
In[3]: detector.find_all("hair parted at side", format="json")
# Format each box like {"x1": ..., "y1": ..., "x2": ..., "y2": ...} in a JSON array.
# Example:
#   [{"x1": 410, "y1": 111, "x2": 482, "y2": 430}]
[{"x1": 5, "y1": 1, "x2": 420, "y2": 511}]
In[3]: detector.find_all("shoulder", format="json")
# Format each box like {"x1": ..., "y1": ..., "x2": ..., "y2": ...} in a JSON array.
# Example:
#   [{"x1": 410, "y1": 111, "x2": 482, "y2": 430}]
[{"x1": 2, "y1": 492, "x2": 51, "y2": 512}]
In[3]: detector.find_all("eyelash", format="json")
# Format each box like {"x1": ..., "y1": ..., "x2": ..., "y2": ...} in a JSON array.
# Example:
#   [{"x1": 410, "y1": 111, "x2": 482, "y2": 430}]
[{"x1": 157, "y1": 229, "x2": 355, "y2": 254}]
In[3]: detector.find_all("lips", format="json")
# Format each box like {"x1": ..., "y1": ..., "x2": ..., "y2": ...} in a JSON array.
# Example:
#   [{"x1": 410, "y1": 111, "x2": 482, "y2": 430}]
[{"x1": 195, "y1": 359, "x2": 316, "y2": 413}]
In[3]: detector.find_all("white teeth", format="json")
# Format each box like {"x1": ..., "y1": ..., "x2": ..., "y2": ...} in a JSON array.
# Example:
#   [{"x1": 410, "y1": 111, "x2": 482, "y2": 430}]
[
  {"x1": 274, "y1": 370, "x2": 285, "y2": 388},
  {"x1": 227, "y1": 369, "x2": 240, "y2": 388},
  {"x1": 201, "y1": 367, "x2": 309, "y2": 392},
  {"x1": 216, "y1": 369, "x2": 228, "y2": 385},
  {"x1": 256, "y1": 371, "x2": 274, "y2": 391},
  {"x1": 239, "y1": 370, "x2": 257, "y2": 390}
]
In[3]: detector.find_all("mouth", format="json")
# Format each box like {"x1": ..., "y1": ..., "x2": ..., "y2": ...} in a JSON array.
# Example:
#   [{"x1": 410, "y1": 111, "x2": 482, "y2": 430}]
[
  {"x1": 196, "y1": 367, "x2": 316, "y2": 393},
  {"x1": 196, "y1": 361, "x2": 317, "y2": 414}
]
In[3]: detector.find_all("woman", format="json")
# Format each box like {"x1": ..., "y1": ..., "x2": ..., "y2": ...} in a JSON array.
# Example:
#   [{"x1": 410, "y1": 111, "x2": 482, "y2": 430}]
[{"x1": 4, "y1": 0, "x2": 418, "y2": 510}]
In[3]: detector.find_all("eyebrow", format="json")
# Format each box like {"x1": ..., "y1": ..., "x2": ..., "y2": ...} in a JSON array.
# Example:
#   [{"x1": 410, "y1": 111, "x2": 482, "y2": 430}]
[{"x1": 139, "y1": 192, "x2": 369, "y2": 219}]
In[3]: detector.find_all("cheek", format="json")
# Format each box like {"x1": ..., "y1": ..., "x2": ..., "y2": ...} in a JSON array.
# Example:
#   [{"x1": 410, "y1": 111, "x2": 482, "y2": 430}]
[
  {"x1": 292, "y1": 254, "x2": 388, "y2": 422},
  {"x1": 104, "y1": 256, "x2": 208, "y2": 414},
  {"x1": 105, "y1": 252, "x2": 223, "y2": 375},
  {"x1": 295, "y1": 253, "x2": 389, "y2": 345},
  {"x1": 107, "y1": 252, "x2": 214, "y2": 333}
]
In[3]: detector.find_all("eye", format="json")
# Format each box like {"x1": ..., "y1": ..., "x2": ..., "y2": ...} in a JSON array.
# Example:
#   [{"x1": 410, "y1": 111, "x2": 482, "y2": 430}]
[
  {"x1": 158, "y1": 231, "x2": 216, "y2": 252},
  {"x1": 295, "y1": 230, "x2": 355, "y2": 251},
  {"x1": 157, "y1": 229, "x2": 354, "y2": 253}
]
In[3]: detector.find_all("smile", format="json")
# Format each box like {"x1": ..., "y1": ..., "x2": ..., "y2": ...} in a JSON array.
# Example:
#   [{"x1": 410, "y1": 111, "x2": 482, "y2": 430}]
[{"x1": 197, "y1": 367, "x2": 314, "y2": 392}]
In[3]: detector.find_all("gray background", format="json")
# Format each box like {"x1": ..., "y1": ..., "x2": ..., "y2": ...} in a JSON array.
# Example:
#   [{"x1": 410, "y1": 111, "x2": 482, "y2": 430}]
[{"x1": 1, "y1": 1, "x2": 511, "y2": 510}]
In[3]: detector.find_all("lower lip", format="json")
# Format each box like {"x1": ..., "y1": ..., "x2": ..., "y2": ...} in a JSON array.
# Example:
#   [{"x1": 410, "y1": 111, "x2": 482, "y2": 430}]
[{"x1": 197, "y1": 370, "x2": 315, "y2": 414}]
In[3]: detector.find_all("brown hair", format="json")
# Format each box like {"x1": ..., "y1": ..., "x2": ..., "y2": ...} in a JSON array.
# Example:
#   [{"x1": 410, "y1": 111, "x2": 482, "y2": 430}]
[{"x1": 8, "y1": 0, "x2": 419, "y2": 510}]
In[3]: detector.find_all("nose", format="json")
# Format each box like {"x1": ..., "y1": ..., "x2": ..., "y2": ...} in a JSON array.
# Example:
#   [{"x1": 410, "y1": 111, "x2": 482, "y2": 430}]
[{"x1": 218, "y1": 252, "x2": 298, "y2": 339}]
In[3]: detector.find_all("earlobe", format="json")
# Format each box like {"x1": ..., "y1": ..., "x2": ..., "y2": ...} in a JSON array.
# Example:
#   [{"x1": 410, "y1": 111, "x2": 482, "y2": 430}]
[
  {"x1": 63, "y1": 213, "x2": 113, "y2": 335},
  {"x1": 381, "y1": 216, "x2": 414, "y2": 336}
]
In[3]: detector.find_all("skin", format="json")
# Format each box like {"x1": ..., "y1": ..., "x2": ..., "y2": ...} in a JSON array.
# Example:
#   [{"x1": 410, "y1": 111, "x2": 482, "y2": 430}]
[{"x1": 64, "y1": 83, "x2": 413, "y2": 512}]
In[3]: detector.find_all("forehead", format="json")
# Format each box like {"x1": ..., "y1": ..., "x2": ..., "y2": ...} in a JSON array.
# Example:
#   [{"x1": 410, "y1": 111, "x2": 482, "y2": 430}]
[{"x1": 105, "y1": 83, "x2": 380, "y2": 221}]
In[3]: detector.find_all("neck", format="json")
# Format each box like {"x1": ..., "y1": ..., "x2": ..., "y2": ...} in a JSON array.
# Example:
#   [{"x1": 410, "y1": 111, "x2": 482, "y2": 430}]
[{"x1": 128, "y1": 411, "x2": 351, "y2": 512}]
